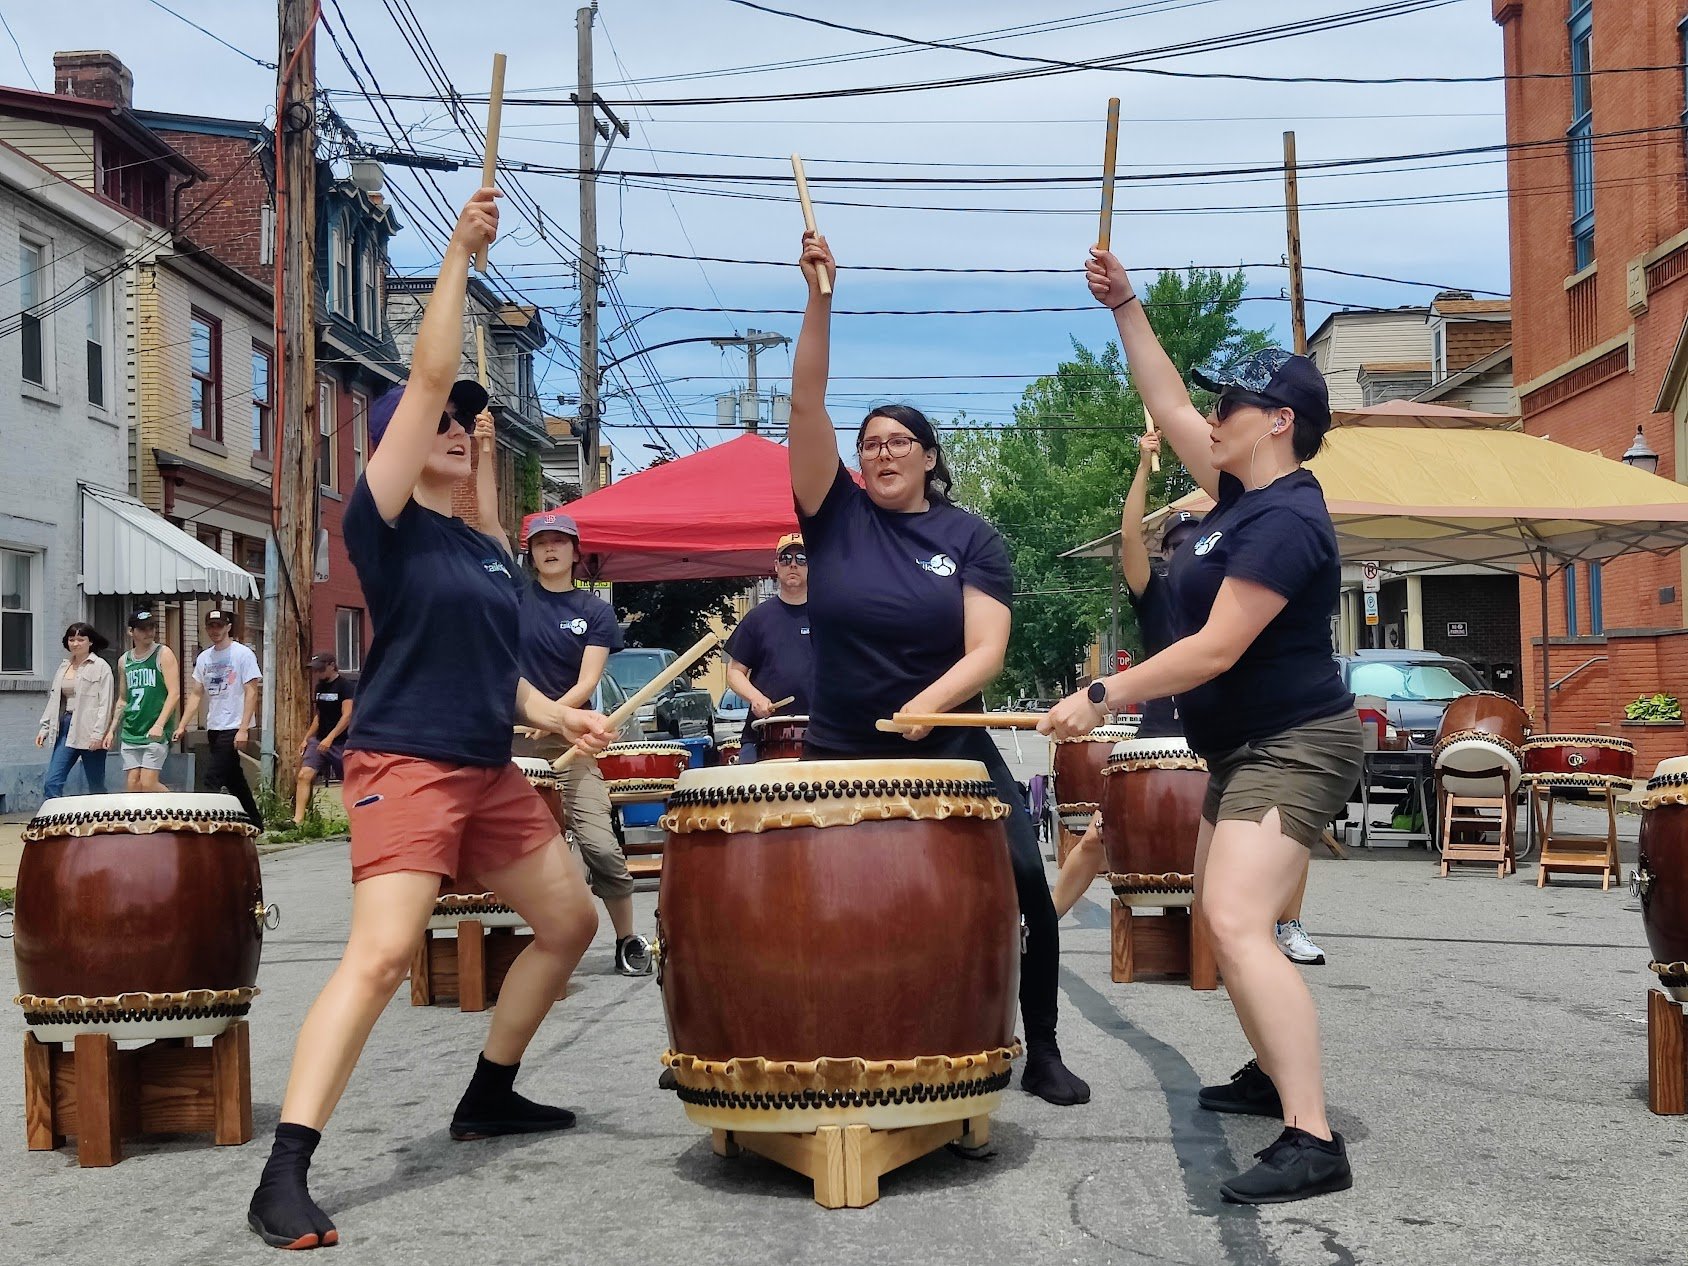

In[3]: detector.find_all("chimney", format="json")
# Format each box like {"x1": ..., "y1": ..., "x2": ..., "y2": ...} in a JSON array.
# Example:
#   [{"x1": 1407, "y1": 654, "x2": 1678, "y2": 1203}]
[{"x1": 53, "y1": 50, "x2": 133, "y2": 108}]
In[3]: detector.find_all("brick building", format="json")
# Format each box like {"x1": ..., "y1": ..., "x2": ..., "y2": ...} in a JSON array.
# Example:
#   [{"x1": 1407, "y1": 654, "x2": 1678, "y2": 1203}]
[
  {"x1": 138, "y1": 111, "x2": 404, "y2": 675},
  {"x1": 1494, "y1": 0, "x2": 1688, "y2": 765}
]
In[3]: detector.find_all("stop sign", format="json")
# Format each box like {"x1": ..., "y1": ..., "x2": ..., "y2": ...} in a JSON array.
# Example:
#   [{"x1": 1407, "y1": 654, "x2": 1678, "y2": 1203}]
[{"x1": 1115, "y1": 649, "x2": 1132, "y2": 672}]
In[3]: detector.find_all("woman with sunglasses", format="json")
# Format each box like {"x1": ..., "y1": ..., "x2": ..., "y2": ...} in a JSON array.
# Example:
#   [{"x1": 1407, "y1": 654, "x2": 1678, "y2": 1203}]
[
  {"x1": 1043, "y1": 248, "x2": 1360, "y2": 1205},
  {"x1": 247, "y1": 188, "x2": 618, "y2": 1251},
  {"x1": 791, "y1": 231, "x2": 1088, "y2": 1107},
  {"x1": 723, "y1": 532, "x2": 812, "y2": 763}
]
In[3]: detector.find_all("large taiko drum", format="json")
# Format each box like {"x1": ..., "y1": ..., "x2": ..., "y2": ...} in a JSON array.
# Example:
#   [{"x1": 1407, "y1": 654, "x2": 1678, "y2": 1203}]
[
  {"x1": 12, "y1": 794, "x2": 265, "y2": 1041},
  {"x1": 597, "y1": 741, "x2": 690, "y2": 795},
  {"x1": 715, "y1": 739, "x2": 742, "y2": 766},
  {"x1": 750, "y1": 714, "x2": 808, "y2": 762},
  {"x1": 1100, "y1": 738, "x2": 1209, "y2": 906},
  {"x1": 1052, "y1": 724, "x2": 1138, "y2": 828},
  {"x1": 1522, "y1": 734, "x2": 1636, "y2": 792},
  {"x1": 656, "y1": 760, "x2": 1021, "y2": 1131},
  {"x1": 1434, "y1": 691, "x2": 1530, "y2": 797},
  {"x1": 431, "y1": 757, "x2": 561, "y2": 931},
  {"x1": 1638, "y1": 758, "x2": 1688, "y2": 1001}
]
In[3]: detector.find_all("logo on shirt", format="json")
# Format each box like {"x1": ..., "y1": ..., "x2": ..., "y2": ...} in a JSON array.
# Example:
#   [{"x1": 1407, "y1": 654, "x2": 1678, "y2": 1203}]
[
  {"x1": 564, "y1": 618, "x2": 589, "y2": 635},
  {"x1": 1193, "y1": 531, "x2": 1224, "y2": 557},
  {"x1": 916, "y1": 552, "x2": 957, "y2": 577},
  {"x1": 481, "y1": 557, "x2": 513, "y2": 579}
]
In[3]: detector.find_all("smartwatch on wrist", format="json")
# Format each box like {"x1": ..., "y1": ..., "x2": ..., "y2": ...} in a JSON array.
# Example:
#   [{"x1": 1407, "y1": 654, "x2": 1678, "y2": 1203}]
[{"x1": 1087, "y1": 680, "x2": 1108, "y2": 708}]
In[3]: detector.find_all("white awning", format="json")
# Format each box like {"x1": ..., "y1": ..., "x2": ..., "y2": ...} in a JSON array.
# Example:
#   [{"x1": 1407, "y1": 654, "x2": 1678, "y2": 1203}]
[{"x1": 80, "y1": 484, "x2": 260, "y2": 599}]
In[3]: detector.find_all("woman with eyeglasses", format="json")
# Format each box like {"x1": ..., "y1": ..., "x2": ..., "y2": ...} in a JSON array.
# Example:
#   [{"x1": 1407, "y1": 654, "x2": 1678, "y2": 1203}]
[
  {"x1": 1042, "y1": 247, "x2": 1360, "y2": 1205},
  {"x1": 247, "y1": 188, "x2": 618, "y2": 1251},
  {"x1": 790, "y1": 231, "x2": 1089, "y2": 1107}
]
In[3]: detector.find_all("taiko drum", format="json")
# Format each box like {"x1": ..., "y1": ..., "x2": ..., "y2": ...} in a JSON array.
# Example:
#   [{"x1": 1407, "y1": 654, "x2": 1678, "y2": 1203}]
[
  {"x1": 750, "y1": 714, "x2": 808, "y2": 762},
  {"x1": 1522, "y1": 734, "x2": 1636, "y2": 783},
  {"x1": 1052, "y1": 724, "x2": 1138, "y2": 825},
  {"x1": 13, "y1": 794, "x2": 265, "y2": 1041},
  {"x1": 1100, "y1": 738, "x2": 1208, "y2": 903},
  {"x1": 1638, "y1": 758, "x2": 1688, "y2": 1000},
  {"x1": 655, "y1": 760, "x2": 1021, "y2": 1131},
  {"x1": 430, "y1": 757, "x2": 561, "y2": 930},
  {"x1": 597, "y1": 741, "x2": 691, "y2": 794}
]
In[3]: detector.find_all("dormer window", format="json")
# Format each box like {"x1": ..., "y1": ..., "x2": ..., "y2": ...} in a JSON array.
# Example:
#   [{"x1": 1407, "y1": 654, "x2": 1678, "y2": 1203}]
[
  {"x1": 332, "y1": 217, "x2": 352, "y2": 315},
  {"x1": 359, "y1": 238, "x2": 380, "y2": 332},
  {"x1": 1431, "y1": 323, "x2": 1446, "y2": 382}
]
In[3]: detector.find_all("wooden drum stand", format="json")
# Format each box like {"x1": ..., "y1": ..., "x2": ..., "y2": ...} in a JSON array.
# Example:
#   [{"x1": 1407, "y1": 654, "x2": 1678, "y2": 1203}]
[{"x1": 1110, "y1": 885, "x2": 1218, "y2": 991}]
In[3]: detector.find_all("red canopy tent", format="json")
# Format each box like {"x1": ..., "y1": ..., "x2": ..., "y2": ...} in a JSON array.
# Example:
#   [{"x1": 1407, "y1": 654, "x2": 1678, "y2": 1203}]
[{"x1": 533, "y1": 434, "x2": 808, "y2": 581}]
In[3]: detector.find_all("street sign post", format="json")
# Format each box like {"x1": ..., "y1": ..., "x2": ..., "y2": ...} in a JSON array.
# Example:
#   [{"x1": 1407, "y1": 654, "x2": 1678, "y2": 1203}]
[{"x1": 1364, "y1": 591, "x2": 1380, "y2": 625}]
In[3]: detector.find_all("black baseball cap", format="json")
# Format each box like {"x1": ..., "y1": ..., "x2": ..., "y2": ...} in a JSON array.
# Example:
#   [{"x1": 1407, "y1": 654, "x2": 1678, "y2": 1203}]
[
  {"x1": 1191, "y1": 347, "x2": 1331, "y2": 431},
  {"x1": 1160, "y1": 510, "x2": 1202, "y2": 551},
  {"x1": 127, "y1": 610, "x2": 156, "y2": 629},
  {"x1": 204, "y1": 608, "x2": 232, "y2": 625},
  {"x1": 367, "y1": 379, "x2": 491, "y2": 451}
]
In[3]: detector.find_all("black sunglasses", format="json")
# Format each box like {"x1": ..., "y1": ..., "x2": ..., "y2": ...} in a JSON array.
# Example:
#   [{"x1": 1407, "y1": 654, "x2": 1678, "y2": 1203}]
[
  {"x1": 1213, "y1": 392, "x2": 1283, "y2": 423},
  {"x1": 438, "y1": 410, "x2": 469, "y2": 435},
  {"x1": 777, "y1": 551, "x2": 807, "y2": 566}
]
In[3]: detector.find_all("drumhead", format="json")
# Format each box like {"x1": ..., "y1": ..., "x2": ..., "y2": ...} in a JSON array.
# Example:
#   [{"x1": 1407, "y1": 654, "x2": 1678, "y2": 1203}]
[
  {"x1": 673, "y1": 758, "x2": 987, "y2": 792},
  {"x1": 1652, "y1": 755, "x2": 1688, "y2": 781},
  {"x1": 750, "y1": 714, "x2": 809, "y2": 731},
  {"x1": 512, "y1": 756, "x2": 558, "y2": 781},
  {"x1": 1108, "y1": 737, "x2": 1195, "y2": 760},
  {"x1": 1434, "y1": 737, "x2": 1523, "y2": 777},
  {"x1": 34, "y1": 792, "x2": 248, "y2": 818},
  {"x1": 600, "y1": 741, "x2": 689, "y2": 756},
  {"x1": 1056, "y1": 724, "x2": 1138, "y2": 744},
  {"x1": 1523, "y1": 733, "x2": 1636, "y2": 754},
  {"x1": 665, "y1": 758, "x2": 1003, "y2": 833}
]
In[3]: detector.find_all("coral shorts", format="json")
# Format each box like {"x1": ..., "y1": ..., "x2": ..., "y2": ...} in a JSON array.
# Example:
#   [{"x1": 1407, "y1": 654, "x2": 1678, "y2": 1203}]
[{"x1": 343, "y1": 751, "x2": 561, "y2": 886}]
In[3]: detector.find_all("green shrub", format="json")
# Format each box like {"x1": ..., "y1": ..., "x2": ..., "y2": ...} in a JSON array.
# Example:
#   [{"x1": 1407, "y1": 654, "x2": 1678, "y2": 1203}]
[{"x1": 1625, "y1": 693, "x2": 1683, "y2": 722}]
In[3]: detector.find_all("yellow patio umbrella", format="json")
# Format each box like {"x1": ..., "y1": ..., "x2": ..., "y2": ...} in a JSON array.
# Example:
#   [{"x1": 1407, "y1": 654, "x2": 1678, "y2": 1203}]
[{"x1": 1063, "y1": 423, "x2": 1688, "y2": 728}]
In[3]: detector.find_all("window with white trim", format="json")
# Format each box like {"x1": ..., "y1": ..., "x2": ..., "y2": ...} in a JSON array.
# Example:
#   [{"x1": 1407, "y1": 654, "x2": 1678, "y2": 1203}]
[
  {"x1": 318, "y1": 378, "x2": 338, "y2": 491},
  {"x1": 351, "y1": 390, "x2": 369, "y2": 476},
  {"x1": 335, "y1": 606, "x2": 364, "y2": 672},
  {"x1": 0, "y1": 547, "x2": 39, "y2": 674},
  {"x1": 332, "y1": 219, "x2": 351, "y2": 315},
  {"x1": 85, "y1": 282, "x2": 105, "y2": 407}
]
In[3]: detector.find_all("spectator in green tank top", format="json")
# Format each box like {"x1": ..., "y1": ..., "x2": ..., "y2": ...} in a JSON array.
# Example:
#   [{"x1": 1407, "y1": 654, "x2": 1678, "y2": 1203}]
[{"x1": 107, "y1": 609, "x2": 180, "y2": 792}]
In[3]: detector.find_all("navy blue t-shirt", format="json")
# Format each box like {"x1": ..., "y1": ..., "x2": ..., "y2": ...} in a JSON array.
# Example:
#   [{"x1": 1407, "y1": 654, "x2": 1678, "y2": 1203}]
[
  {"x1": 519, "y1": 585, "x2": 623, "y2": 700},
  {"x1": 801, "y1": 463, "x2": 1014, "y2": 755},
  {"x1": 724, "y1": 596, "x2": 813, "y2": 744},
  {"x1": 342, "y1": 476, "x2": 524, "y2": 766},
  {"x1": 1128, "y1": 571, "x2": 1182, "y2": 740},
  {"x1": 1165, "y1": 469, "x2": 1352, "y2": 756}
]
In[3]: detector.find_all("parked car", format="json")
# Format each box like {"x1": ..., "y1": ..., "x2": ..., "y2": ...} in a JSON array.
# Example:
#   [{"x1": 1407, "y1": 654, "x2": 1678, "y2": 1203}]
[
  {"x1": 606, "y1": 648, "x2": 715, "y2": 739},
  {"x1": 714, "y1": 688, "x2": 751, "y2": 744},
  {"x1": 1339, "y1": 649, "x2": 1487, "y2": 749}
]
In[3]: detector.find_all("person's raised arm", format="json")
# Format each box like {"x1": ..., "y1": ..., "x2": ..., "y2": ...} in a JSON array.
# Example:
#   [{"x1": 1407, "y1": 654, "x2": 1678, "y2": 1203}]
[
  {"x1": 515, "y1": 677, "x2": 616, "y2": 754},
  {"x1": 364, "y1": 189, "x2": 500, "y2": 522},
  {"x1": 470, "y1": 411, "x2": 511, "y2": 552},
  {"x1": 1086, "y1": 248, "x2": 1221, "y2": 500},
  {"x1": 1119, "y1": 432, "x2": 1159, "y2": 596},
  {"x1": 790, "y1": 231, "x2": 840, "y2": 516}
]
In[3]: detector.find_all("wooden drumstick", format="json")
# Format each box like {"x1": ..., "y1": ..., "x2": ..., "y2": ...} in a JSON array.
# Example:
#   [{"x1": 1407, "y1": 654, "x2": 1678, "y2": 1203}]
[
  {"x1": 877, "y1": 711, "x2": 1046, "y2": 733},
  {"x1": 791, "y1": 153, "x2": 832, "y2": 297},
  {"x1": 553, "y1": 632, "x2": 721, "y2": 768},
  {"x1": 474, "y1": 325, "x2": 494, "y2": 458},
  {"x1": 1098, "y1": 96, "x2": 1121, "y2": 252},
  {"x1": 769, "y1": 695, "x2": 796, "y2": 711},
  {"x1": 476, "y1": 52, "x2": 507, "y2": 273},
  {"x1": 1143, "y1": 407, "x2": 1161, "y2": 475}
]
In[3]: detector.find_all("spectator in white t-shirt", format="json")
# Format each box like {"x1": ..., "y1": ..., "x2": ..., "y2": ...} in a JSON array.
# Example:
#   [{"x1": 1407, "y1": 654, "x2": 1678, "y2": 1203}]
[{"x1": 177, "y1": 607, "x2": 264, "y2": 827}]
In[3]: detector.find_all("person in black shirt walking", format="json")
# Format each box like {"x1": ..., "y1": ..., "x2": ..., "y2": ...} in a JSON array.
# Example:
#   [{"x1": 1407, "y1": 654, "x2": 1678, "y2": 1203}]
[
  {"x1": 1044, "y1": 247, "x2": 1361, "y2": 1204},
  {"x1": 724, "y1": 532, "x2": 813, "y2": 762},
  {"x1": 292, "y1": 653, "x2": 353, "y2": 827},
  {"x1": 791, "y1": 231, "x2": 1089, "y2": 1107}
]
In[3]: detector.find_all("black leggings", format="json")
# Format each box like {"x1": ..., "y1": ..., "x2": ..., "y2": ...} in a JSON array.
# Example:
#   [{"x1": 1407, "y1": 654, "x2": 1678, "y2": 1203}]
[
  {"x1": 805, "y1": 732, "x2": 1060, "y2": 1046},
  {"x1": 206, "y1": 728, "x2": 263, "y2": 828}
]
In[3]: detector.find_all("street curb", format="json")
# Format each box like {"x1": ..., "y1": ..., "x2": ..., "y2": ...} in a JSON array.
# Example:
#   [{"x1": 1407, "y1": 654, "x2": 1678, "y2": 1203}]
[{"x1": 257, "y1": 834, "x2": 349, "y2": 858}]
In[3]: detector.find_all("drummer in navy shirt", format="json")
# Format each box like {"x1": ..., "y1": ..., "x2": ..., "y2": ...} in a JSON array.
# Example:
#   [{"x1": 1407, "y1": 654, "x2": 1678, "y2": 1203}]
[
  {"x1": 247, "y1": 189, "x2": 616, "y2": 1252},
  {"x1": 724, "y1": 531, "x2": 813, "y2": 761},
  {"x1": 516, "y1": 508, "x2": 653, "y2": 978},
  {"x1": 1044, "y1": 247, "x2": 1361, "y2": 1207},
  {"x1": 1051, "y1": 432, "x2": 1200, "y2": 918},
  {"x1": 791, "y1": 231, "x2": 1089, "y2": 1107}
]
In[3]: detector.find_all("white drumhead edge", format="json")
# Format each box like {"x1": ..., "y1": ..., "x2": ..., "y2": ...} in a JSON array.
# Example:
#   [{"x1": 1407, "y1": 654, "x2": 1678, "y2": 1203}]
[
  {"x1": 1108, "y1": 737, "x2": 1196, "y2": 758},
  {"x1": 512, "y1": 757, "x2": 554, "y2": 775},
  {"x1": 750, "y1": 714, "x2": 810, "y2": 731},
  {"x1": 34, "y1": 792, "x2": 248, "y2": 818},
  {"x1": 1653, "y1": 756, "x2": 1688, "y2": 779},
  {"x1": 1434, "y1": 739, "x2": 1523, "y2": 777}
]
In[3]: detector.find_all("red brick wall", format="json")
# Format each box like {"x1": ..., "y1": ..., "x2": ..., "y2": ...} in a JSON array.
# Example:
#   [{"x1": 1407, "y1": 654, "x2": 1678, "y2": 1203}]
[
  {"x1": 1496, "y1": 0, "x2": 1688, "y2": 767},
  {"x1": 167, "y1": 131, "x2": 271, "y2": 285}
]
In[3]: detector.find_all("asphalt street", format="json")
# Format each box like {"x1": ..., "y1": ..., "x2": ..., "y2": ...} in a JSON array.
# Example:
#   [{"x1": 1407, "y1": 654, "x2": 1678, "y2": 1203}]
[{"x1": 2, "y1": 812, "x2": 1681, "y2": 1266}]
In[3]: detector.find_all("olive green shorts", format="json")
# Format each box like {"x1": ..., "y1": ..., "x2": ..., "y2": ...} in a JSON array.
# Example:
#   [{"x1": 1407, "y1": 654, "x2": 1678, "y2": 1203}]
[{"x1": 1199, "y1": 709, "x2": 1363, "y2": 850}]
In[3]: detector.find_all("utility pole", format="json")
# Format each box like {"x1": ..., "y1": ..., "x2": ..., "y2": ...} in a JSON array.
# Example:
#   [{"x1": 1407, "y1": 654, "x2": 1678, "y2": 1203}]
[
  {"x1": 1283, "y1": 130, "x2": 1307, "y2": 355},
  {"x1": 710, "y1": 329, "x2": 790, "y2": 433},
  {"x1": 574, "y1": 5, "x2": 627, "y2": 489},
  {"x1": 272, "y1": 0, "x2": 318, "y2": 801}
]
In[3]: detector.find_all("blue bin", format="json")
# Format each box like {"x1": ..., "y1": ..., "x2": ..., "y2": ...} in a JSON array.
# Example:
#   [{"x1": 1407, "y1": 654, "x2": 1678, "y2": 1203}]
[
  {"x1": 619, "y1": 736, "x2": 712, "y2": 828},
  {"x1": 620, "y1": 800, "x2": 666, "y2": 828},
  {"x1": 674, "y1": 735, "x2": 713, "y2": 768}
]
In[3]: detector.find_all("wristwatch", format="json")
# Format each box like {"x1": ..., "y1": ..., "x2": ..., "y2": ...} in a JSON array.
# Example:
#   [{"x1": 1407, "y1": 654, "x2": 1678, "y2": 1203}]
[{"x1": 1087, "y1": 680, "x2": 1108, "y2": 708}]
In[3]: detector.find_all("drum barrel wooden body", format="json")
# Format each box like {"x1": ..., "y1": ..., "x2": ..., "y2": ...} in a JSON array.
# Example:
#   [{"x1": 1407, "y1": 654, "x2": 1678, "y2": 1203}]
[
  {"x1": 1640, "y1": 765, "x2": 1688, "y2": 998},
  {"x1": 597, "y1": 742, "x2": 690, "y2": 792},
  {"x1": 751, "y1": 715, "x2": 808, "y2": 762},
  {"x1": 1434, "y1": 691, "x2": 1529, "y2": 750},
  {"x1": 657, "y1": 760, "x2": 1020, "y2": 1131},
  {"x1": 13, "y1": 794, "x2": 263, "y2": 1040},
  {"x1": 1100, "y1": 742, "x2": 1208, "y2": 901},
  {"x1": 433, "y1": 759, "x2": 558, "y2": 929},
  {"x1": 1053, "y1": 725, "x2": 1137, "y2": 820},
  {"x1": 1522, "y1": 735, "x2": 1636, "y2": 782}
]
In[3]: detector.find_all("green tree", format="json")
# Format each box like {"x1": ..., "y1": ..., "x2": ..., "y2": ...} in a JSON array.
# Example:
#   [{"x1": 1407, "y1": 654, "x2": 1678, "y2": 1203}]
[
  {"x1": 947, "y1": 268, "x2": 1272, "y2": 699},
  {"x1": 614, "y1": 579, "x2": 747, "y2": 662}
]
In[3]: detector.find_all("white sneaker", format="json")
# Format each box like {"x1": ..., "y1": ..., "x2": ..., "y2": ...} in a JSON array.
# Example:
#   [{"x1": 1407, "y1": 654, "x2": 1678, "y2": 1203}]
[{"x1": 1275, "y1": 920, "x2": 1326, "y2": 965}]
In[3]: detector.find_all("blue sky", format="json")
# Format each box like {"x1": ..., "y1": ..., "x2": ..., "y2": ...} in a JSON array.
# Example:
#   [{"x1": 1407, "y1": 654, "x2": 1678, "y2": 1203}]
[{"x1": 4, "y1": 1, "x2": 1510, "y2": 472}]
